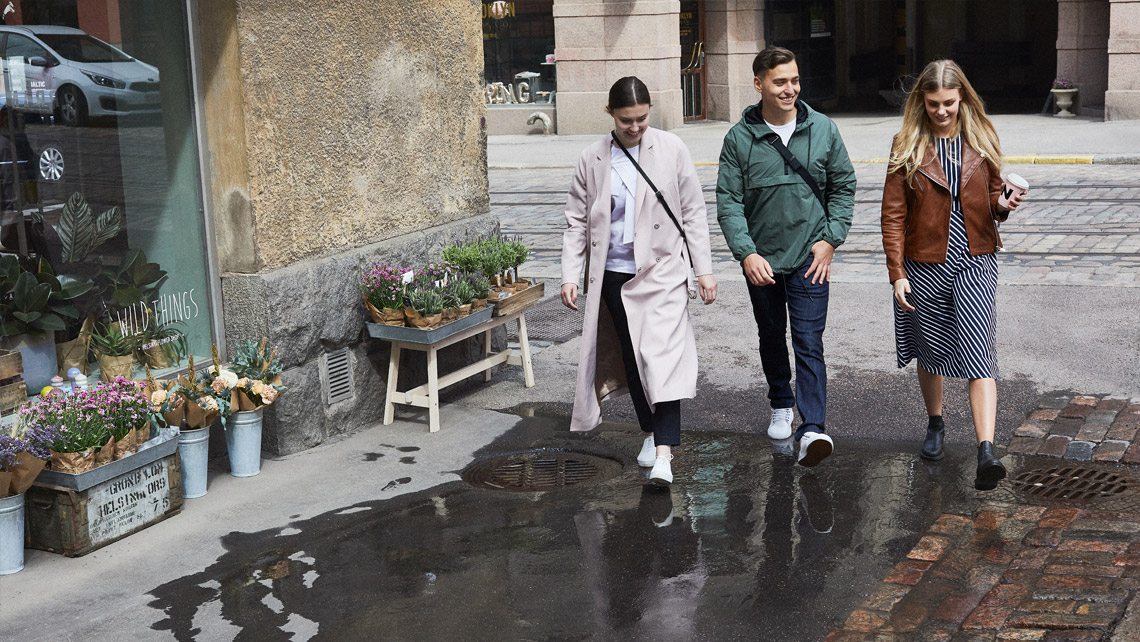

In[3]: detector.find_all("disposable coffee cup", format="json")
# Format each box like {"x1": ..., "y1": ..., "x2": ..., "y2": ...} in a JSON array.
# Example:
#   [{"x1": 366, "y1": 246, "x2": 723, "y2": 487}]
[{"x1": 998, "y1": 173, "x2": 1029, "y2": 209}]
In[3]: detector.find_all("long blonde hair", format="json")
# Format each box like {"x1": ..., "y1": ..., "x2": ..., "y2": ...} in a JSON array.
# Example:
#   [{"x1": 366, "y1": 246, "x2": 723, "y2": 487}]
[{"x1": 889, "y1": 60, "x2": 1002, "y2": 184}]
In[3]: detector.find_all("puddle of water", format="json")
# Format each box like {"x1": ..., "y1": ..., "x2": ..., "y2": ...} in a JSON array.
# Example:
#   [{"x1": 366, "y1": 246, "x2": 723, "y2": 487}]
[{"x1": 148, "y1": 425, "x2": 981, "y2": 642}]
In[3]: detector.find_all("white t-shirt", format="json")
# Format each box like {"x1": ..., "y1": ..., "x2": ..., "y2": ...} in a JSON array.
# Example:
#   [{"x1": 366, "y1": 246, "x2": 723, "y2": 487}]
[
  {"x1": 607, "y1": 144, "x2": 639, "y2": 274},
  {"x1": 766, "y1": 118, "x2": 796, "y2": 146}
]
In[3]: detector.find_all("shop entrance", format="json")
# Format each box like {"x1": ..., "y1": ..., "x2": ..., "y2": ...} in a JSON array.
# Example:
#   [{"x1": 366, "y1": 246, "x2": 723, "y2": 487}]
[{"x1": 679, "y1": 0, "x2": 705, "y2": 121}]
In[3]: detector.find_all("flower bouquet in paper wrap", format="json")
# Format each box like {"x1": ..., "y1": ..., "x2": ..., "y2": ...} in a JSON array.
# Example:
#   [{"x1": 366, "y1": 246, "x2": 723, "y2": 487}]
[
  {"x1": 99, "y1": 377, "x2": 150, "y2": 460},
  {"x1": 177, "y1": 352, "x2": 227, "y2": 429},
  {"x1": 145, "y1": 366, "x2": 184, "y2": 429},
  {"x1": 17, "y1": 389, "x2": 105, "y2": 474},
  {"x1": 229, "y1": 338, "x2": 286, "y2": 411},
  {"x1": 1, "y1": 417, "x2": 53, "y2": 496}
]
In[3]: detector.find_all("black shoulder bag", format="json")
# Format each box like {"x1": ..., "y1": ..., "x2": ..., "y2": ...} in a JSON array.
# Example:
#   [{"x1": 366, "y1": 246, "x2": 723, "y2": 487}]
[
  {"x1": 610, "y1": 132, "x2": 697, "y2": 298},
  {"x1": 765, "y1": 133, "x2": 829, "y2": 217}
]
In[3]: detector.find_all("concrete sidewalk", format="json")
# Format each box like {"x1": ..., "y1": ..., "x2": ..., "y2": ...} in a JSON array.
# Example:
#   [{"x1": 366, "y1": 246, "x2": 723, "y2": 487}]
[{"x1": 488, "y1": 113, "x2": 1140, "y2": 168}]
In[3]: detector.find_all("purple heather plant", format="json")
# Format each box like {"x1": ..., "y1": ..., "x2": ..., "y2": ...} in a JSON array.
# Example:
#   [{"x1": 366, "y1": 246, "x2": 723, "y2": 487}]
[
  {"x1": 0, "y1": 434, "x2": 20, "y2": 471},
  {"x1": 1052, "y1": 77, "x2": 1075, "y2": 90},
  {"x1": 16, "y1": 378, "x2": 150, "y2": 453}
]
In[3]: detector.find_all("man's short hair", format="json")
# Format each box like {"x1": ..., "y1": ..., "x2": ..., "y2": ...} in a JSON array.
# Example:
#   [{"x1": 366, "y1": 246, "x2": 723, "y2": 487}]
[{"x1": 752, "y1": 47, "x2": 796, "y2": 78}]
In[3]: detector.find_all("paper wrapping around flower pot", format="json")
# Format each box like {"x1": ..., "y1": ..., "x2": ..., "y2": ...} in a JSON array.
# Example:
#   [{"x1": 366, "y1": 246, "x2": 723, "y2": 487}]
[
  {"x1": 9, "y1": 452, "x2": 45, "y2": 495},
  {"x1": 0, "y1": 471, "x2": 10, "y2": 498},
  {"x1": 94, "y1": 435, "x2": 115, "y2": 466},
  {"x1": 113, "y1": 427, "x2": 137, "y2": 461},
  {"x1": 96, "y1": 353, "x2": 135, "y2": 382},
  {"x1": 407, "y1": 312, "x2": 443, "y2": 329},
  {"x1": 457, "y1": 304, "x2": 473, "y2": 317},
  {"x1": 56, "y1": 316, "x2": 94, "y2": 376},
  {"x1": 365, "y1": 300, "x2": 405, "y2": 326},
  {"x1": 184, "y1": 402, "x2": 220, "y2": 429},
  {"x1": 137, "y1": 420, "x2": 151, "y2": 444},
  {"x1": 472, "y1": 298, "x2": 488, "y2": 311},
  {"x1": 229, "y1": 389, "x2": 264, "y2": 412},
  {"x1": 51, "y1": 449, "x2": 94, "y2": 474},
  {"x1": 142, "y1": 344, "x2": 173, "y2": 369}
]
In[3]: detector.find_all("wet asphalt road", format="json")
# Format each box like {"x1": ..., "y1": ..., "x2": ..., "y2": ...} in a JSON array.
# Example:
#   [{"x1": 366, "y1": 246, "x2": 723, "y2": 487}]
[{"x1": 145, "y1": 414, "x2": 1018, "y2": 642}]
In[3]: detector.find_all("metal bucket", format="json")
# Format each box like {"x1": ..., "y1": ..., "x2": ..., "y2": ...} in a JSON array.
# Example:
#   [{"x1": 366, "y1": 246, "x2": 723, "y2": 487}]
[
  {"x1": 177, "y1": 427, "x2": 210, "y2": 498},
  {"x1": 0, "y1": 492, "x2": 25, "y2": 575},
  {"x1": 224, "y1": 409, "x2": 263, "y2": 478}
]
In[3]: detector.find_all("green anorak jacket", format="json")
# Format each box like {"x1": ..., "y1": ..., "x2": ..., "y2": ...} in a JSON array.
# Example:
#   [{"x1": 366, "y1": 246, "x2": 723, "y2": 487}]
[{"x1": 716, "y1": 100, "x2": 856, "y2": 273}]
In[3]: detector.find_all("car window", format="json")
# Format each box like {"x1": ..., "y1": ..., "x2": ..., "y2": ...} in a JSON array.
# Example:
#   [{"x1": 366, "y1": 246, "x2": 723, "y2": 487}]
[
  {"x1": 36, "y1": 34, "x2": 132, "y2": 64},
  {"x1": 4, "y1": 34, "x2": 50, "y2": 63}
]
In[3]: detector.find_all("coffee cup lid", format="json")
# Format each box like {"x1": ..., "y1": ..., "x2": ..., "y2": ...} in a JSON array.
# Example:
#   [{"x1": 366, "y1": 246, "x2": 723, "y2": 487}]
[{"x1": 1005, "y1": 173, "x2": 1029, "y2": 189}]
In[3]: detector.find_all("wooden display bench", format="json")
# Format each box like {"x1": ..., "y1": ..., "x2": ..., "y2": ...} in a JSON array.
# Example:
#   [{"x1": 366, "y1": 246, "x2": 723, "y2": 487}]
[{"x1": 367, "y1": 289, "x2": 540, "y2": 433}]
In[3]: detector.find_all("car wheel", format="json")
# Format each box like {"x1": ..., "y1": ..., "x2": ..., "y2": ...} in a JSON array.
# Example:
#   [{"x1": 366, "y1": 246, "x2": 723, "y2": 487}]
[
  {"x1": 56, "y1": 86, "x2": 88, "y2": 127},
  {"x1": 38, "y1": 145, "x2": 64, "y2": 181}
]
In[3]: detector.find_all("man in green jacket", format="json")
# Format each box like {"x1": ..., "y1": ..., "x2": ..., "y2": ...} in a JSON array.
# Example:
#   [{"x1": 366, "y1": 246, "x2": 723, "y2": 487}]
[{"x1": 716, "y1": 46, "x2": 856, "y2": 467}]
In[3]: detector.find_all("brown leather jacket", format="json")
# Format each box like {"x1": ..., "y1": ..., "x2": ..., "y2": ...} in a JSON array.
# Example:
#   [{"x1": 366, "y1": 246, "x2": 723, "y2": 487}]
[{"x1": 881, "y1": 141, "x2": 1007, "y2": 283}]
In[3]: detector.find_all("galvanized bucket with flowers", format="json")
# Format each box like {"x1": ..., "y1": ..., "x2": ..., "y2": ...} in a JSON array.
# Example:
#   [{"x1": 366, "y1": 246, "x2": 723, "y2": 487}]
[
  {"x1": 211, "y1": 338, "x2": 287, "y2": 477},
  {"x1": 0, "y1": 421, "x2": 53, "y2": 574}
]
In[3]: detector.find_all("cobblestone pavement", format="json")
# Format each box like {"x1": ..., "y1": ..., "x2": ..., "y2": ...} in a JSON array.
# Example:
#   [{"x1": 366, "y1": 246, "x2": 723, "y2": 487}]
[
  {"x1": 1007, "y1": 395, "x2": 1140, "y2": 465},
  {"x1": 495, "y1": 164, "x2": 1140, "y2": 287}
]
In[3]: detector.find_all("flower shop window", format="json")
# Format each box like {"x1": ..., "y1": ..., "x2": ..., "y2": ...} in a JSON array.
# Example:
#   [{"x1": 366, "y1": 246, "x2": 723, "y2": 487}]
[{"x1": 0, "y1": 1, "x2": 215, "y2": 391}]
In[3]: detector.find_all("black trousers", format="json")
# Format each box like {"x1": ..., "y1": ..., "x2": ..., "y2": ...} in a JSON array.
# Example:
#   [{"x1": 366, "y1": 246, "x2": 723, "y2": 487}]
[{"x1": 600, "y1": 270, "x2": 681, "y2": 446}]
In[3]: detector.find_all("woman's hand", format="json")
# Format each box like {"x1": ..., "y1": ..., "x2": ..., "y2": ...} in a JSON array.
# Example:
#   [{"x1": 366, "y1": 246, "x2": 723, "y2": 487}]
[
  {"x1": 893, "y1": 278, "x2": 915, "y2": 313},
  {"x1": 1005, "y1": 189, "x2": 1027, "y2": 212},
  {"x1": 697, "y1": 275, "x2": 718, "y2": 305},
  {"x1": 561, "y1": 283, "x2": 579, "y2": 310}
]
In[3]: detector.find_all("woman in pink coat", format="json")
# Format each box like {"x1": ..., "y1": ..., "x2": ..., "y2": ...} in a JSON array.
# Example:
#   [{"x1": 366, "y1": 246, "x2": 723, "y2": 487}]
[{"x1": 561, "y1": 77, "x2": 718, "y2": 486}]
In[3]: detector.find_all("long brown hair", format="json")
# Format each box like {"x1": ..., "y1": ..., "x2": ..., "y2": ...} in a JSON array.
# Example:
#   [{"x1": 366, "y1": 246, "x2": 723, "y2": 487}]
[{"x1": 889, "y1": 60, "x2": 1002, "y2": 184}]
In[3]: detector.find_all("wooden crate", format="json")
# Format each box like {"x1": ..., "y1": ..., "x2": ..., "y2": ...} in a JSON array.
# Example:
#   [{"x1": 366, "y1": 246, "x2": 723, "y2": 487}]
[
  {"x1": 25, "y1": 451, "x2": 184, "y2": 557},
  {"x1": 0, "y1": 379, "x2": 28, "y2": 415},
  {"x1": 0, "y1": 348, "x2": 21, "y2": 379},
  {"x1": 491, "y1": 280, "x2": 544, "y2": 317}
]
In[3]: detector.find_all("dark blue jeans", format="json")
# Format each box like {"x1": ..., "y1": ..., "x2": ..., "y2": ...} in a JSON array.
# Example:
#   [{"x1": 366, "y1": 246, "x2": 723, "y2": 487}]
[{"x1": 744, "y1": 257, "x2": 828, "y2": 439}]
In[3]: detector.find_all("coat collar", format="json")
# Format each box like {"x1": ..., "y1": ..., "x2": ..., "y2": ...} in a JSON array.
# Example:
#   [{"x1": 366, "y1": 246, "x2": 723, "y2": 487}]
[
  {"x1": 918, "y1": 137, "x2": 984, "y2": 190},
  {"x1": 595, "y1": 126, "x2": 658, "y2": 161}
]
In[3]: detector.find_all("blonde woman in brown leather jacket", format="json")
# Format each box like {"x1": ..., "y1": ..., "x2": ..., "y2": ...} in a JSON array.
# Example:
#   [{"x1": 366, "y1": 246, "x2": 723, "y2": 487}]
[{"x1": 880, "y1": 60, "x2": 1026, "y2": 491}]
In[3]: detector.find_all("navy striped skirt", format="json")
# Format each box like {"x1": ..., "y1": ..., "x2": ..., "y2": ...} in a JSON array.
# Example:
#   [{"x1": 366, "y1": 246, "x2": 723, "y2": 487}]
[{"x1": 894, "y1": 253, "x2": 999, "y2": 379}]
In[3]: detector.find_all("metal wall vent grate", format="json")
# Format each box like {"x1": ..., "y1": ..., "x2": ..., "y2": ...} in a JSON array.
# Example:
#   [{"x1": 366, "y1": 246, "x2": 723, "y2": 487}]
[
  {"x1": 321, "y1": 348, "x2": 354, "y2": 405},
  {"x1": 462, "y1": 449, "x2": 622, "y2": 492},
  {"x1": 1011, "y1": 466, "x2": 1132, "y2": 501}
]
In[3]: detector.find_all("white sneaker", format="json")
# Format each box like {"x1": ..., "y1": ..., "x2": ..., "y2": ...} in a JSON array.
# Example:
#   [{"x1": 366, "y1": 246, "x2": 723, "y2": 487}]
[
  {"x1": 637, "y1": 435, "x2": 656, "y2": 467},
  {"x1": 797, "y1": 432, "x2": 833, "y2": 467},
  {"x1": 649, "y1": 455, "x2": 673, "y2": 486},
  {"x1": 768, "y1": 407, "x2": 795, "y2": 440}
]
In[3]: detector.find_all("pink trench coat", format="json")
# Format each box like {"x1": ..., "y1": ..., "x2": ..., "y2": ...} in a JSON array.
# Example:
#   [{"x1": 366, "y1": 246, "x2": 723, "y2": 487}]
[{"x1": 560, "y1": 128, "x2": 714, "y2": 432}]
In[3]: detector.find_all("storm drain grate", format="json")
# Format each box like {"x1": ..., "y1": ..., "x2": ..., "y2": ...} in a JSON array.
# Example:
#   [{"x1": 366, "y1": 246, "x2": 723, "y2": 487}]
[
  {"x1": 462, "y1": 449, "x2": 622, "y2": 492},
  {"x1": 1011, "y1": 466, "x2": 1133, "y2": 501},
  {"x1": 505, "y1": 294, "x2": 584, "y2": 343}
]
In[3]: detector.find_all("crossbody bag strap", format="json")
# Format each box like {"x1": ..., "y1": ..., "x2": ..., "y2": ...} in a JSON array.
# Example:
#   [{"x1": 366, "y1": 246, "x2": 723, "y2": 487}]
[
  {"x1": 765, "y1": 133, "x2": 829, "y2": 217},
  {"x1": 611, "y1": 131, "x2": 695, "y2": 271}
]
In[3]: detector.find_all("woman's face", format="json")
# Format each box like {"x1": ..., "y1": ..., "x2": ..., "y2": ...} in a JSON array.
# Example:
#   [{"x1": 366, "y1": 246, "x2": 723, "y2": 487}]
[
  {"x1": 608, "y1": 103, "x2": 650, "y2": 147},
  {"x1": 924, "y1": 87, "x2": 961, "y2": 136}
]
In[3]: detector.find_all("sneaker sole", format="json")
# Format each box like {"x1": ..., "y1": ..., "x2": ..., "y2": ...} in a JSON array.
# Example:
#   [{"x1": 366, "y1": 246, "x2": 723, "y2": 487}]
[
  {"x1": 798, "y1": 439, "x2": 833, "y2": 467},
  {"x1": 649, "y1": 476, "x2": 672, "y2": 487},
  {"x1": 975, "y1": 462, "x2": 1007, "y2": 491},
  {"x1": 767, "y1": 427, "x2": 793, "y2": 440},
  {"x1": 637, "y1": 456, "x2": 656, "y2": 467}
]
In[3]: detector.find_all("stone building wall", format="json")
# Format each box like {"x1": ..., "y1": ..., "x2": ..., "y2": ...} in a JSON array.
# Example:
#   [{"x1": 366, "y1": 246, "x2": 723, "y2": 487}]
[{"x1": 198, "y1": 0, "x2": 496, "y2": 454}]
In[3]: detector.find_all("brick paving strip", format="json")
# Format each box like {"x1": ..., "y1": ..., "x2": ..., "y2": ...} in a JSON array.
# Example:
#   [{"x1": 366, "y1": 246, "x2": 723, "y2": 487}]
[
  {"x1": 823, "y1": 506, "x2": 1140, "y2": 641},
  {"x1": 1006, "y1": 396, "x2": 1140, "y2": 464},
  {"x1": 824, "y1": 393, "x2": 1140, "y2": 641}
]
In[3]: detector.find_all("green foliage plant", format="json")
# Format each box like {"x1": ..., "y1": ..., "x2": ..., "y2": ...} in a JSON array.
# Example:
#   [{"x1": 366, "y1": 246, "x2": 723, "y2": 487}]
[
  {"x1": 406, "y1": 287, "x2": 444, "y2": 316},
  {"x1": 57, "y1": 192, "x2": 124, "y2": 263},
  {"x1": 136, "y1": 311, "x2": 189, "y2": 366},
  {"x1": 0, "y1": 254, "x2": 90, "y2": 337},
  {"x1": 90, "y1": 322, "x2": 141, "y2": 357}
]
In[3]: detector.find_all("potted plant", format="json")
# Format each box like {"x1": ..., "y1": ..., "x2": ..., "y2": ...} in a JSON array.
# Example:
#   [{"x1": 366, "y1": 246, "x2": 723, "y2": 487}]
[
  {"x1": 0, "y1": 255, "x2": 91, "y2": 392},
  {"x1": 135, "y1": 312, "x2": 188, "y2": 369},
  {"x1": 404, "y1": 286, "x2": 444, "y2": 328},
  {"x1": 1051, "y1": 77, "x2": 1077, "y2": 118},
  {"x1": 224, "y1": 338, "x2": 287, "y2": 477},
  {"x1": 360, "y1": 263, "x2": 406, "y2": 326},
  {"x1": 0, "y1": 420, "x2": 53, "y2": 575},
  {"x1": 89, "y1": 321, "x2": 140, "y2": 382},
  {"x1": 466, "y1": 271, "x2": 492, "y2": 310},
  {"x1": 505, "y1": 236, "x2": 530, "y2": 286}
]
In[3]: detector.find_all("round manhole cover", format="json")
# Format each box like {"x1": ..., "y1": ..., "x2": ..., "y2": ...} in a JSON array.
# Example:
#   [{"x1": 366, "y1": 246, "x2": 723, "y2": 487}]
[
  {"x1": 462, "y1": 449, "x2": 622, "y2": 492},
  {"x1": 1011, "y1": 465, "x2": 1133, "y2": 501}
]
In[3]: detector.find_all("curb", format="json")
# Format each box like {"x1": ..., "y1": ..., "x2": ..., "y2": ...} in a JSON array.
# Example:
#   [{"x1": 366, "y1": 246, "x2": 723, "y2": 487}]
[{"x1": 492, "y1": 154, "x2": 1140, "y2": 170}]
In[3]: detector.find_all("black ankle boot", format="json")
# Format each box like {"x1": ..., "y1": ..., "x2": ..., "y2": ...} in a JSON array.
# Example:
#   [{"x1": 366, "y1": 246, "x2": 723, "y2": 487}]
[
  {"x1": 920, "y1": 416, "x2": 945, "y2": 461},
  {"x1": 975, "y1": 441, "x2": 1006, "y2": 491}
]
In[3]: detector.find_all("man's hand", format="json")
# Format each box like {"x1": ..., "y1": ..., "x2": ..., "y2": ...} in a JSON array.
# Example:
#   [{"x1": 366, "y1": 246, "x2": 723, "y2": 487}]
[
  {"x1": 697, "y1": 275, "x2": 718, "y2": 305},
  {"x1": 561, "y1": 283, "x2": 579, "y2": 310},
  {"x1": 893, "y1": 278, "x2": 915, "y2": 313},
  {"x1": 742, "y1": 253, "x2": 775, "y2": 286},
  {"x1": 804, "y1": 240, "x2": 835, "y2": 284}
]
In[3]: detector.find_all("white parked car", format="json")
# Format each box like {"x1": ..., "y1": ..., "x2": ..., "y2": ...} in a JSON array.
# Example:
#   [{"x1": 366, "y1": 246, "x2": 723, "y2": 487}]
[{"x1": 0, "y1": 25, "x2": 160, "y2": 126}]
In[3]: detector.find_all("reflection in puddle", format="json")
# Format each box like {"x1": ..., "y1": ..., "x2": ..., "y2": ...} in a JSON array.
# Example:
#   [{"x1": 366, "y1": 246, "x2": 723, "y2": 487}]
[{"x1": 148, "y1": 431, "x2": 970, "y2": 641}]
